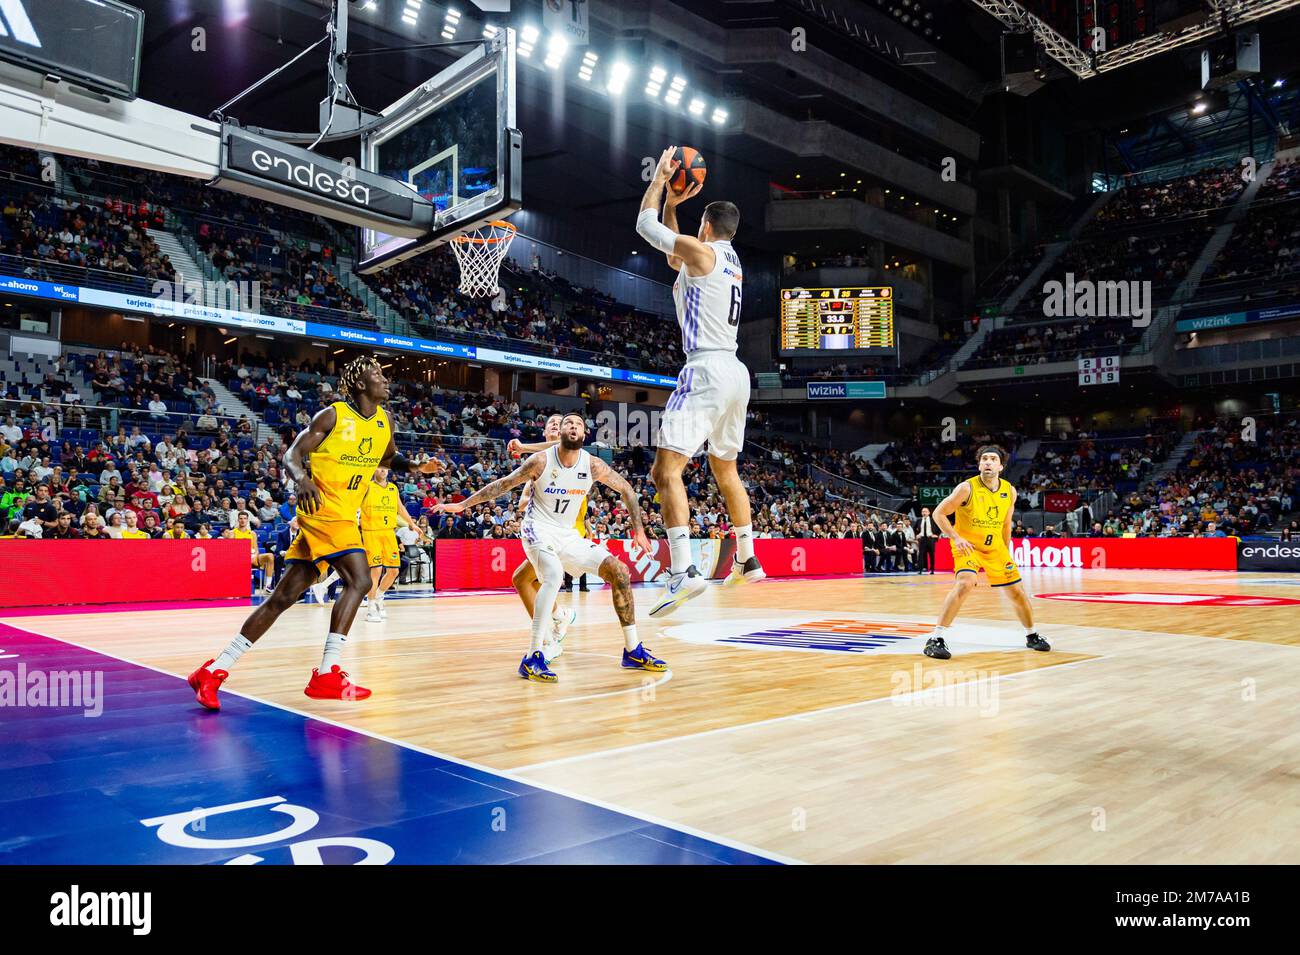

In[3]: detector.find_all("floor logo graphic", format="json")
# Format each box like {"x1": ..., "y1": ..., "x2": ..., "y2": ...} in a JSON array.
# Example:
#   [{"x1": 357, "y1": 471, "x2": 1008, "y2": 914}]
[{"x1": 722, "y1": 618, "x2": 932, "y2": 653}]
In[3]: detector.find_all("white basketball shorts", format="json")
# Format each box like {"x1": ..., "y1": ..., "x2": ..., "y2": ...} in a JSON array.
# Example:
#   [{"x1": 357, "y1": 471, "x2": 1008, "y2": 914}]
[
  {"x1": 522, "y1": 526, "x2": 612, "y2": 578},
  {"x1": 656, "y1": 351, "x2": 750, "y2": 461}
]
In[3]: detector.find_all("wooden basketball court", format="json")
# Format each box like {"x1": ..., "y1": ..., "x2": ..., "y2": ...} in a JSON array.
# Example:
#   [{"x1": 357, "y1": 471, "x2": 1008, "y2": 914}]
[{"x1": 7, "y1": 568, "x2": 1300, "y2": 864}]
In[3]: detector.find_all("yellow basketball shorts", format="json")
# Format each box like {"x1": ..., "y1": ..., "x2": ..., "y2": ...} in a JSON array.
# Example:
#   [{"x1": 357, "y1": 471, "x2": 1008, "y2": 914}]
[
  {"x1": 363, "y1": 528, "x2": 401, "y2": 569},
  {"x1": 285, "y1": 515, "x2": 365, "y2": 573},
  {"x1": 953, "y1": 542, "x2": 1021, "y2": 587}
]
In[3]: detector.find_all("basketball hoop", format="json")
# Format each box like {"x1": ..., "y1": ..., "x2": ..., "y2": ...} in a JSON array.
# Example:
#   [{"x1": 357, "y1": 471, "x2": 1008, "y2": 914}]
[{"x1": 450, "y1": 220, "x2": 517, "y2": 297}]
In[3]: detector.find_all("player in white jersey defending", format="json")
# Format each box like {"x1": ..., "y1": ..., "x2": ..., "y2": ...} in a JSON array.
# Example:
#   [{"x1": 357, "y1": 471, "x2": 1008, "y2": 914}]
[
  {"x1": 636, "y1": 146, "x2": 765, "y2": 618},
  {"x1": 436, "y1": 413, "x2": 663, "y2": 683},
  {"x1": 506, "y1": 413, "x2": 577, "y2": 662}
]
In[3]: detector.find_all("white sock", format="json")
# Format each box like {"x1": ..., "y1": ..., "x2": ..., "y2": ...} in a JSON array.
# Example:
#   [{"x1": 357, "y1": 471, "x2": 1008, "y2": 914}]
[
  {"x1": 734, "y1": 524, "x2": 754, "y2": 563},
  {"x1": 932, "y1": 625, "x2": 948, "y2": 640},
  {"x1": 622, "y1": 625, "x2": 639, "y2": 652},
  {"x1": 532, "y1": 555, "x2": 563, "y2": 654},
  {"x1": 212, "y1": 635, "x2": 252, "y2": 672},
  {"x1": 320, "y1": 632, "x2": 346, "y2": 672},
  {"x1": 318, "y1": 571, "x2": 339, "y2": 590},
  {"x1": 1025, "y1": 626, "x2": 1036, "y2": 637},
  {"x1": 552, "y1": 603, "x2": 565, "y2": 623},
  {"x1": 667, "y1": 525, "x2": 691, "y2": 575}
]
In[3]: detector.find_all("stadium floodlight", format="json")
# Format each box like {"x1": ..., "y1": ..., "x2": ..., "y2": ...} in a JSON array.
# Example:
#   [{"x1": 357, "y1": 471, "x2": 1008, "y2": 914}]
[
  {"x1": 544, "y1": 33, "x2": 569, "y2": 69},
  {"x1": 665, "y1": 89, "x2": 682, "y2": 106},
  {"x1": 645, "y1": 66, "x2": 666, "y2": 97},
  {"x1": 607, "y1": 60, "x2": 632, "y2": 95},
  {"x1": 441, "y1": 7, "x2": 459, "y2": 39},
  {"x1": 482, "y1": 23, "x2": 499, "y2": 39},
  {"x1": 518, "y1": 24, "x2": 539, "y2": 58},
  {"x1": 688, "y1": 97, "x2": 706, "y2": 116},
  {"x1": 578, "y1": 50, "x2": 599, "y2": 81},
  {"x1": 711, "y1": 106, "x2": 728, "y2": 124}
]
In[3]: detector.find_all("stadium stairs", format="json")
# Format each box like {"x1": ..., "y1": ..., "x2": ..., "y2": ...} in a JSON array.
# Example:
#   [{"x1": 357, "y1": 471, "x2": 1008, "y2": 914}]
[
  {"x1": 1138, "y1": 161, "x2": 1275, "y2": 357},
  {"x1": 149, "y1": 229, "x2": 208, "y2": 295},
  {"x1": 1145, "y1": 429, "x2": 1204, "y2": 484},
  {"x1": 901, "y1": 192, "x2": 1114, "y2": 400},
  {"x1": 202, "y1": 378, "x2": 278, "y2": 447}
]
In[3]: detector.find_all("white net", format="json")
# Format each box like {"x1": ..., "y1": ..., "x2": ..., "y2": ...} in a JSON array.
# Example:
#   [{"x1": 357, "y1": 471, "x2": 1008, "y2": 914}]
[{"x1": 450, "y1": 220, "x2": 517, "y2": 297}]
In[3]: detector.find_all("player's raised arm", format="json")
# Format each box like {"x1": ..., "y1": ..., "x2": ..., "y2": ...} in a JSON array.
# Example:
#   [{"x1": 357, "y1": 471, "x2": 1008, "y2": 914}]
[
  {"x1": 636, "y1": 146, "x2": 714, "y2": 274},
  {"x1": 591, "y1": 457, "x2": 651, "y2": 553},
  {"x1": 284, "y1": 405, "x2": 337, "y2": 515},
  {"x1": 507, "y1": 437, "x2": 557, "y2": 458},
  {"x1": 380, "y1": 430, "x2": 446, "y2": 476},
  {"x1": 931, "y1": 482, "x2": 974, "y2": 555},
  {"x1": 434, "y1": 452, "x2": 546, "y2": 514},
  {"x1": 661, "y1": 179, "x2": 702, "y2": 271}
]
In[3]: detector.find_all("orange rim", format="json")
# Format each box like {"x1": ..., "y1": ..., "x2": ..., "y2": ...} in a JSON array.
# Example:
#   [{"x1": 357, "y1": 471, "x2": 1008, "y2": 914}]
[{"x1": 451, "y1": 221, "x2": 517, "y2": 245}]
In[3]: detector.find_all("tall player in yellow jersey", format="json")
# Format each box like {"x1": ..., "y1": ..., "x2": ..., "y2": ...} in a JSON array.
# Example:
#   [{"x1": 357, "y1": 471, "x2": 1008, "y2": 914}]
[
  {"x1": 187, "y1": 357, "x2": 444, "y2": 709},
  {"x1": 360, "y1": 466, "x2": 426, "y2": 623},
  {"x1": 923, "y1": 445, "x2": 1052, "y2": 660}
]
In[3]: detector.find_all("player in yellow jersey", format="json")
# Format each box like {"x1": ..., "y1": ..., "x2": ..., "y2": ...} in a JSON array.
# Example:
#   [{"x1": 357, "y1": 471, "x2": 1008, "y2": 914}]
[
  {"x1": 360, "y1": 466, "x2": 427, "y2": 622},
  {"x1": 187, "y1": 356, "x2": 444, "y2": 710},
  {"x1": 506, "y1": 414, "x2": 576, "y2": 662},
  {"x1": 229, "y1": 510, "x2": 275, "y2": 594},
  {"x1": 923, "y1": 444, "x2": 1052, "y2": 660}
]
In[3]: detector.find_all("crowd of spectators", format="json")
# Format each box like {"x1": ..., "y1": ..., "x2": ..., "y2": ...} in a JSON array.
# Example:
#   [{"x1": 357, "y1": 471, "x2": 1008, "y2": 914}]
[{"x1": 1090, "y1": 165, "x2": 1245, "y2": 228}]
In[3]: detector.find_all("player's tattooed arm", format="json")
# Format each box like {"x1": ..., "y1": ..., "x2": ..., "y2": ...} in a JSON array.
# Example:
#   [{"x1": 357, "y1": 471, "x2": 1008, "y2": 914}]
[
  {"x1": 592, "y1": 458, "x2": 652, "y2": 552},
  {"x1": 932, "y1": 482, "x2": 973, "y2": 555},
  {"x1": 438, "y1": 453, "x2": 545, "y2": 513},
  {"x1": 284, "y1": 405, "x2": 336, "y2": 515}
]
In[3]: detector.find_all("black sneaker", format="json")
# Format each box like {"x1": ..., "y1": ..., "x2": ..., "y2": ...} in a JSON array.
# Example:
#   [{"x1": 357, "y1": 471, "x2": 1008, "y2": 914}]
[
  {"x1": 923, "y1": 636, "x2": 951, "y2": 660},
  {"x1": 1026, "y1": 632, "x2": 1051, "y2": 652}
]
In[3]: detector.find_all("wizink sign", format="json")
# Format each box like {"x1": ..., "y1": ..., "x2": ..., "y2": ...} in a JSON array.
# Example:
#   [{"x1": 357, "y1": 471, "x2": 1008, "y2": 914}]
[
  {"x1": 216, "y1": 125, "x2": 426, "y2": 232},
  {"x1": 805, "y1": 381, "x2": 887, "y2": 400}
]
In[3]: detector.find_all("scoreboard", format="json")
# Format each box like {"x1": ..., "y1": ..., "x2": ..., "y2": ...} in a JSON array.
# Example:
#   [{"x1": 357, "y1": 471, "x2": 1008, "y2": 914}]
[{"x1": 779, "y1": 287, "x2": 895, "y2": 355}]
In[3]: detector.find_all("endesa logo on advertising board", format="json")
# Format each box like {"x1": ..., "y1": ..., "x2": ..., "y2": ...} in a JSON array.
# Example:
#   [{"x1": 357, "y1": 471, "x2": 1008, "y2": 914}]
[{"x1": 1237, "y1": 541, "x2": 1300, "y2": 571}]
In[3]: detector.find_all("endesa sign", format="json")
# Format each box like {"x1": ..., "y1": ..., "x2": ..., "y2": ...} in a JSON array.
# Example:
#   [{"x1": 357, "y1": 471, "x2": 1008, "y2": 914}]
[
  {"x1": 934, "y1": 537, "x2": 1238, "y2": 572},
  {"x1": 433, "y1": 538, "x2": 863, "y2": 591},
  {"x1": 1237, "y1": 541, "x2": 1300, "y2": 572}
]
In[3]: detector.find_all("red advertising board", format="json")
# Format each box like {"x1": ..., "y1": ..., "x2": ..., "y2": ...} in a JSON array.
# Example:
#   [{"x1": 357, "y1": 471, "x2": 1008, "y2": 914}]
[
  {"x1": 433, "y1": 538, "x2": 864, "y2": 591},
  {"x1": 934, "y1": 537, "x2": 1238, "y2": 572},
  {"x1": 0, "y1": 539, "x2": 251, "y2": 608}
]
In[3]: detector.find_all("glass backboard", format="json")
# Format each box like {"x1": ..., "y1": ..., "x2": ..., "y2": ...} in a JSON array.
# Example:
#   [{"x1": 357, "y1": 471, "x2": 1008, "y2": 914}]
[{"x1": 357, "y1": 30, "x2": 520, "y2": 274}]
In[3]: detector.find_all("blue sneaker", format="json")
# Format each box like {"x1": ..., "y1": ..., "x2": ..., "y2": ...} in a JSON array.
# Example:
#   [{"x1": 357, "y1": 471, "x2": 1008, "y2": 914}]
[
  {"x1": 518, "y1": 650, "x2": 558, "y2": 683},
  {"x1": 622, "y1": 643, "x2": 668, "y2": 672}
]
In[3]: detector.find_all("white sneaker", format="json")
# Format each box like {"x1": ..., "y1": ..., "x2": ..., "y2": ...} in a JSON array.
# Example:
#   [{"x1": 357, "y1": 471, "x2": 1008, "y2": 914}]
[
  {"x1": 542, "y1": 639, "x2": 561, "y2": 664},
  {"x1": 365, "y1": 603, "x2": 383, "y2": 623},
  {"x1": 724, "y1": 556, "x2": 766, "y2": 586},
  {"x1": 550, "y1": 607, "x2": 576, "y2": 649},
  {"x1": 648, "y1": 566, "x2": 709, "y2": 618},
  {"x1": 309, "y1": 582, "x2": 328, "y2": 604},
  {"x1": 378, "y1": 598, "x2": 388, "y2": 620}
]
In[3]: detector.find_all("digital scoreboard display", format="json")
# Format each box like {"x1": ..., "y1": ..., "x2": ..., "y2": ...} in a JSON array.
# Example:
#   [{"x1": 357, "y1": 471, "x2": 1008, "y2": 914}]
[{"x1": 779, "y1": 287, "x2": 895, "y2": 355}]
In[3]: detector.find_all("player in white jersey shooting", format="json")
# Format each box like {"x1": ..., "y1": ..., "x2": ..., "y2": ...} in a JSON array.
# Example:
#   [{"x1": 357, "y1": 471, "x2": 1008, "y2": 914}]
[
  {"x1": 636, "y1": 146, "x2": 765, "y2": 618},
  {"x1": 436, "y1": 413, "x2": 664, "y2": 683},
  {"x1": 506, "y1": 413, "x2": 577, "y2": 662}
]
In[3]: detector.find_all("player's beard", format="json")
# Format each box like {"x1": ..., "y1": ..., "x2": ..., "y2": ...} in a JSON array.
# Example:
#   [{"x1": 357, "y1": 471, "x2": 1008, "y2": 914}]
[{"x1": 559, "y1": 435, "x2": 584, "y2": 451}]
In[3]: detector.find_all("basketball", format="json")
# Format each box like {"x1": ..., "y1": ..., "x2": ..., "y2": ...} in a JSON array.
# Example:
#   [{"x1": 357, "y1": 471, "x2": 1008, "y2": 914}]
[{"x1": 670, "y1": 146, "x2": 707, "y2": 194}]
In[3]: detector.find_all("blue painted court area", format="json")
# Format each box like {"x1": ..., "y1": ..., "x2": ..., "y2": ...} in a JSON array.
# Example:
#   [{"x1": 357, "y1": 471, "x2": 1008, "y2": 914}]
[{"x1": 0, "y1": 624, "x2": 776, "y2": 865}]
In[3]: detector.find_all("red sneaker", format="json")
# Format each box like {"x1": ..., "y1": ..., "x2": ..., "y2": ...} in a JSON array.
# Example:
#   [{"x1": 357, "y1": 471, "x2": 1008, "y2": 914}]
[
  {"x1": 304, "y1": 665, "x2": 372, "y2": 701},
  {"x1": 188, "y1": 659, "x2": 228, "y2": 710}
]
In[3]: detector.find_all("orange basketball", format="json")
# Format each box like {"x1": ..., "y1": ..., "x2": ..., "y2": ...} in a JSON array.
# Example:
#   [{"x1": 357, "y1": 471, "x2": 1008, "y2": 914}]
[{"x1": 670, "y1": 146, "x2": 707, "y2": 195}]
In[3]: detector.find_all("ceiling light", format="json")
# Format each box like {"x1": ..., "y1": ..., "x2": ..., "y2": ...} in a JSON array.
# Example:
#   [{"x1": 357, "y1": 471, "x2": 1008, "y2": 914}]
[
  {"x1": 607, "y1": 60, "x2": 631, "y2": 95},
  {"x1": 688, "y1": 97, "x2": 705, "y2": 116},
  {"x1": 711, "y1": 107, "x2": 728, "y2": 124}
]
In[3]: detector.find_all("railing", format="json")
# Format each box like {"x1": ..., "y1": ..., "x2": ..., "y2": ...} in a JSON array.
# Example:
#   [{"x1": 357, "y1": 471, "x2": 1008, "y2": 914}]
[{"x1": 0, "y1": 396, "x2": 254, "y2": 447}]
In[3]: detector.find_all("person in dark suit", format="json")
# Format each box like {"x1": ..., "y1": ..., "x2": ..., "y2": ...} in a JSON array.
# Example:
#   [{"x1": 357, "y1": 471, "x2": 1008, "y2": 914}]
[
  {"x1": 879, "y1": 522, "x2": 900, "y2": 571},
  {"x1": 861, "y1": 522, "x2": 882, "y2": 572},
  {"x1": 915, "y1": 507, "x2": 939, "y2": 574}
]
